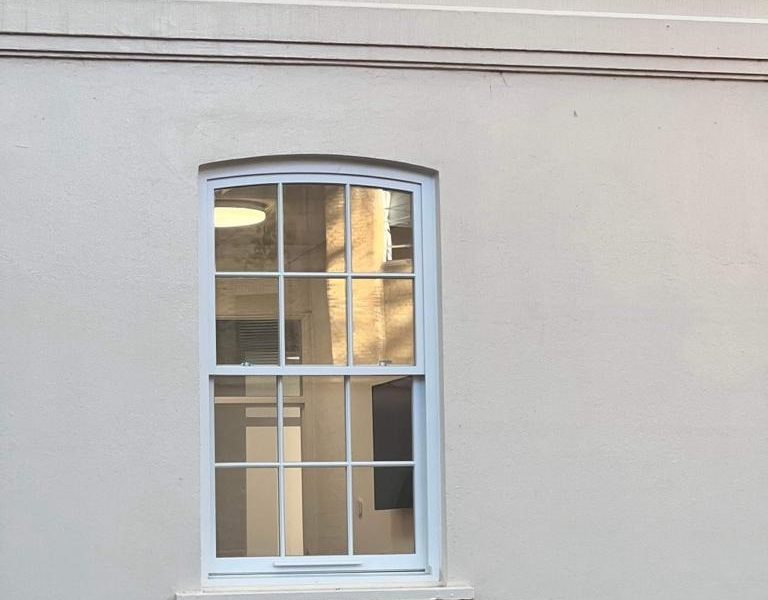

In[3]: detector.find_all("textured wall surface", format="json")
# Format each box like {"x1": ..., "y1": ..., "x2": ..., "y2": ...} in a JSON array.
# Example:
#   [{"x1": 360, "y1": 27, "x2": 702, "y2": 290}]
[{"x1": 2, "y1": 2, "x2": 768, "y2": 600}]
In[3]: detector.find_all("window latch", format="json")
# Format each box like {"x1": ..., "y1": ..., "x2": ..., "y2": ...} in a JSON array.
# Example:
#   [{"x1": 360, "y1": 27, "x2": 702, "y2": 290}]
[{"x1": 272, "y1": 558, "x2": 363, "y2": 568}]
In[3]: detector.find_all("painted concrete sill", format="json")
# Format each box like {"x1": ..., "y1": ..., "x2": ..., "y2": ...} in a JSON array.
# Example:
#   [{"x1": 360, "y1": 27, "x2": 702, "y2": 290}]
[{"x1": 176, "y1": 585, "x2": 474, "y2": 600}]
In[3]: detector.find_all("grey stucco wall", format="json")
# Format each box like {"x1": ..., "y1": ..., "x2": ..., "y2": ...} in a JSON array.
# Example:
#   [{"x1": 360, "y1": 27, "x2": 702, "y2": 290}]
[{"x1": 2, "y1": 3, "x2": 768, "y2": 599}]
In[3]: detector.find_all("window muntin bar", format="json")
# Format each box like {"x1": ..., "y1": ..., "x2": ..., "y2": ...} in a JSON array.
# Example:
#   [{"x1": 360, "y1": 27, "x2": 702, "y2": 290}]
[
  {"x1": 215, "y1": 461, "x2": 416, "y2": 468},
  {"x1": 215, "y1": 271, "x2": 416, "y2": 278},
  {"x1": 212, "y1": 365, "x2": 424, "y2": 377}
]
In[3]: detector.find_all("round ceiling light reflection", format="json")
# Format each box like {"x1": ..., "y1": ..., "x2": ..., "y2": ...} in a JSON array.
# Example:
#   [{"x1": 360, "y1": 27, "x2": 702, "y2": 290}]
[{"x1": 214, "y1": 201, "x2": 267, "y2": 228}]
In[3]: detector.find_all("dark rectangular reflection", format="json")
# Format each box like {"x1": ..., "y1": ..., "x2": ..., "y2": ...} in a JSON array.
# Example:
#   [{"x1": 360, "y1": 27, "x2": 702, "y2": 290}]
[{"x1": 351, "y1": 376, "x2": 412, "y2": 462}]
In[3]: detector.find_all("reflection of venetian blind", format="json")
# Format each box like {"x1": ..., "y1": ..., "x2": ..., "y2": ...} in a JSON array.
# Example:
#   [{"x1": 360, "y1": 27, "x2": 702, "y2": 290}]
[
  {"x1": 238, "y1": 320, "x2": 279, "y2": 364},
  {"x1": 235, "y1": 319, "x2": 301, "y2": 364}
]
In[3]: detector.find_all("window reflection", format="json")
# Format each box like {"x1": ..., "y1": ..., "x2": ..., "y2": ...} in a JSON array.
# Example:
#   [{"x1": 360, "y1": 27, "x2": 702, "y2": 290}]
[
  {"x1": 215, "y1": 185, "x2": 278, "y2": 272},
  {"x1": 351, "y1": 376, "x2": 412, "y2": 462},
  {"x1": 284, "y1": 277, "x2": 347, "y2": 365},
  {"x1": 284, "y1": 185, "x2": 345, "y2": 272},
  {"x1": 285, "y1": 467, "x2": 348, "y2": 556},
  {"x1": 352, "y1": 278, "x2": 414, "y2": 365},
  {"x1": 214, "y1": 376, "x2": 278, "y2": 463},
  {"x1": 215, "y1": 278, "x2": 279, "y2": 365},
  {"x1": 212, "y1": 177, "x2": 423, "y2": 564},
  {"x1": 353, "y1": 467, "x2": 415, "y2": 555},
  {"x1": 351, "y1": 187, "x2": 413, "y2": 273},
  {"x1": 283, "y1": 376, "x2": 345, "y2": 463}
]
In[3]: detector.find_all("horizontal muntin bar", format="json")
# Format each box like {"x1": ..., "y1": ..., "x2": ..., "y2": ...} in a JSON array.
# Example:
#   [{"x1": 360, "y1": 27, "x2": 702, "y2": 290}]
[
  {"x1": 215, "y1": 271, "x2": 415, "y2": 279},
  {"x1": 211, "y1": 365, "x2": 423, "y2": 376},
  {"x1": 215, "y1": 461, "x2": 415, "y2": 469}
]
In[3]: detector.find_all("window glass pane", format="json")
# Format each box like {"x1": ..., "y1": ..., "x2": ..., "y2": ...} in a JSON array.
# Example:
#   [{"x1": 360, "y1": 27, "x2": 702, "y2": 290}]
[
  {"x1": 352, "y1": 467, "x2": 414, "y2": 555},
  {"x1": 352, "y1": 278, "x2": 414, "y2": 365},
  {"x1": 285, "y1": 467, "x2": 348, "y2": 556},
  {"x1": 351, "y1": 186, "x2": 413, "y2": 273},
  {"x1": 214, "y1": 376, "x2": 277, "y2": 463},
  {"x1": 216, "y1": 277, "x2": 278, "y2": 365},
  {"x1": 284, "y1": 184, "x2": 345, "y2": 272},
  {"x1": 351, "y1": 376, "x2": 412, "y2": 462},
  {"x1": 285, "y1": 277, "x2": 347, "y2": 365},
  {"x1": 216, "y1": 468, "x2": 278, "y2": 557},
  {"x1": 284, "y1": 376, "x2": 345, "y2": 463},
  {"x1": 284, "y1": 320, "x2": 303, "y2": 366},
  {"x1": 215, "y1": 185, "x2": 277, "y2": 272}
]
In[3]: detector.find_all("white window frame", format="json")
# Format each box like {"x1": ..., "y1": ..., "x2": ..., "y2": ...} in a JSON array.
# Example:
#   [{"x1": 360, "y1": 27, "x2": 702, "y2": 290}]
[{"x1": 198, "y1": 158, "x2": 443, "y2": 588}]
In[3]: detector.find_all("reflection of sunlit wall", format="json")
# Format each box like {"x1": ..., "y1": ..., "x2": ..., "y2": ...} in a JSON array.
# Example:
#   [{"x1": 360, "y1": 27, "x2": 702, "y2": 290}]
[
  {"x1": 351, "y1": 187, "x2": 387, "y2": 364},
  {"x1": 216, "y1": 278, "x2": 277, "y2": 321},
  {"x1": 323, "y1": 191, "x2": 347, "y2": 364},
  {"x1": 351, "y1": 187, "x2": 414, "y2": 366},
  {"x1": 382, "y1": 279, "x2": 414, "y2": 364}
]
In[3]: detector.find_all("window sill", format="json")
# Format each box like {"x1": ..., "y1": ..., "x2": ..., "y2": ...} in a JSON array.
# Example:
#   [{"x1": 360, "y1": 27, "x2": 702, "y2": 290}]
[{"x1": 176, "y1": 584, "x2": 474, "y2": 600}]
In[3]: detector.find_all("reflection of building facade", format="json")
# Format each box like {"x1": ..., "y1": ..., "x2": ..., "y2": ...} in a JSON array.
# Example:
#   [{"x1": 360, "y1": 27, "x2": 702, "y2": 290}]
[{"x1": 4, "y1": 2, "x2": 768, "y2": 600}]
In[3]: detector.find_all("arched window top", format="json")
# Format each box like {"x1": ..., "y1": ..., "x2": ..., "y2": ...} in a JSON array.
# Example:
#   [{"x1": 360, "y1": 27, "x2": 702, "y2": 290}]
[{"x1": 200, "y1": 155, "x2": 437, "y2": 186}]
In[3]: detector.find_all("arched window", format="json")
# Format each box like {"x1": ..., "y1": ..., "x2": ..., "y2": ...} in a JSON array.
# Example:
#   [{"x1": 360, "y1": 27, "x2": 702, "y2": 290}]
[{"x1": 199, "y1": 158, "x2": 442, "y2": 586}]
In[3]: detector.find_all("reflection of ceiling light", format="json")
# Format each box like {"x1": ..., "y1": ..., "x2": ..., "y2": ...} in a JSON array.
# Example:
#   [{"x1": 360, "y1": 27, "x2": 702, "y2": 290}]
[{"x1": 214, "y1": 201, "x2": 267, "y2": 228}]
